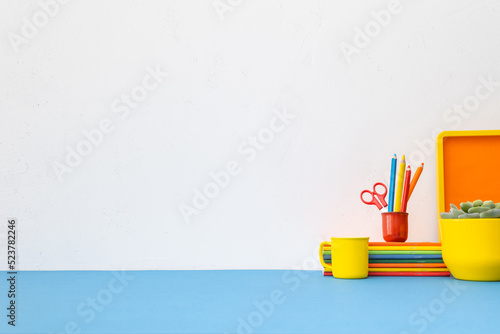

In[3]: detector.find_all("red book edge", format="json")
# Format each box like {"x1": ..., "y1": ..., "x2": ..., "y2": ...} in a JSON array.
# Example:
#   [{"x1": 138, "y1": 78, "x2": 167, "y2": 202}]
[{"x1": 323, "y1": 271, "x2": 450, "y2": 276}]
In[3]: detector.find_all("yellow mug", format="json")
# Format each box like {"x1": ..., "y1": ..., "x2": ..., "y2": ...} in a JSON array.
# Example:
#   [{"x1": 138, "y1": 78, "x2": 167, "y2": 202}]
[{"x1": 319, "y1": 237, "x2": 369, "y2": 279}]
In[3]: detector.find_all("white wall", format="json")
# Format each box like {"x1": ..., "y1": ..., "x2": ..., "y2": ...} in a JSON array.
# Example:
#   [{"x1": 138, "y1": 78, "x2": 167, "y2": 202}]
[{"x1": 1, "y1": 0, "x2": 500, "y2": 270}]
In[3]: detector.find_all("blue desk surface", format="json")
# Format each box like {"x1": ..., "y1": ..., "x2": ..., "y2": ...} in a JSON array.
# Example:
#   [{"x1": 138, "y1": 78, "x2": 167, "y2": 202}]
[{"x1": 1, "y1": 270, "x2": 499, "y2": 333}]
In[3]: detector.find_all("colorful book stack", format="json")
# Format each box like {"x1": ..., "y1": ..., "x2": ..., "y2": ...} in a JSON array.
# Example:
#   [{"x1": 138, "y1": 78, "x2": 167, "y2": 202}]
[{"x1": 322, "y1": 242, "x2": 450, "y2": 277}]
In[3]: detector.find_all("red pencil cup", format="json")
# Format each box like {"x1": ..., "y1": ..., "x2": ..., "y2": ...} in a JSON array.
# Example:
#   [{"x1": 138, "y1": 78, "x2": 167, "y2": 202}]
[{"x1": 381, "y1": 212, "x2": 408, "y2": 242}]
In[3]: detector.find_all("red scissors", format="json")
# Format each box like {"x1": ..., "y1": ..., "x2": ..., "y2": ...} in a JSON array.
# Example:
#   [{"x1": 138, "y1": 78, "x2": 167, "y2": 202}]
[{"x1": 360, "y1": 182, "x2": 388, "y2": 210}]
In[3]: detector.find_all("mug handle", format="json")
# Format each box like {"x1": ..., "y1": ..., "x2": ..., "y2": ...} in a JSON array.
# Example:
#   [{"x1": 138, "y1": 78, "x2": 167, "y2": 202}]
[{"x1": 319, "y1": 241, "x2": 332, "y2": 271}]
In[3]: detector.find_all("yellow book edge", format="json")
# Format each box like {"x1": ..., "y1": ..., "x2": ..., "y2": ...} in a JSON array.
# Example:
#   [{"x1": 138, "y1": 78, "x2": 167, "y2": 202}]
[{"x1": 323, "y1": 246, "x2": 441, "y2": 251}]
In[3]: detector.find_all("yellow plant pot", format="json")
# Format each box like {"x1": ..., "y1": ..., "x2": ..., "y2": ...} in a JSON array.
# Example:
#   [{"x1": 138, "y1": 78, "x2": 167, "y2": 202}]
[{"x1": 439, "y1": 218, "x2": 500, "y2": 281}]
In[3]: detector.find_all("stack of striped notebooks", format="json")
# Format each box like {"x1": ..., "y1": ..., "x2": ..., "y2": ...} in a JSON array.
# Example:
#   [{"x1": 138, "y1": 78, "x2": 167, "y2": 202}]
[{"x1": 322, "y1": 242, "x2": 450, "y2": 277}]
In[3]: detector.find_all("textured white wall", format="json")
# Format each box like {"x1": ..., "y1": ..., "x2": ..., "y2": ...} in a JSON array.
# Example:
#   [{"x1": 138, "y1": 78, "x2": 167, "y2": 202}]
[{"x1": 1, "y1": 0, "x2": 500, "y2": 270}]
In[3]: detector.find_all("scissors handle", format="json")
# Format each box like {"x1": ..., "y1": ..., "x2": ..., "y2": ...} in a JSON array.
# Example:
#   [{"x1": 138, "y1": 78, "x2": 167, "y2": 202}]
[
  {"x1": 373, "y1": 182, "x2": 388, "y2": 207},
  {"x1": 360, "y1": 190, "x2": 383, "y2": 210},
  {"x1": 360, "y1": 182, "x2": 388, "y2": 210}
]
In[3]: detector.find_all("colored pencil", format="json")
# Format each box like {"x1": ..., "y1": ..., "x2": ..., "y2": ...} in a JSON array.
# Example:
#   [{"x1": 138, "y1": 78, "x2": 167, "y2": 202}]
[
  {"x1": 388, "y1": 154, "x2": 397, "y2": 212},
  {"x1": 400, "y1": 165, "x2": 412, "y2": 212},
  {"x1": 394, "y1": 155, "x2": 406, "y2": 212},
  {"x1": 408, "y1": 162, "x2": 424, "y2": 199}
]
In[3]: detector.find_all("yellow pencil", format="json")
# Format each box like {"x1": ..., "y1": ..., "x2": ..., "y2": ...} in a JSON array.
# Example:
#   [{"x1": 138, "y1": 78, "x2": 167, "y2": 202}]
[{"x1": 394, "y1": 155, "x2": 406, "y2": 212}]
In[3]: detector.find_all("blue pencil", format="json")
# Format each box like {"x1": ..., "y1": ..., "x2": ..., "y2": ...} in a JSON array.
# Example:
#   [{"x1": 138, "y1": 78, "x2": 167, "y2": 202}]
[{"x1": 388, "y1": 154, "x2": 397, "y2": 212}]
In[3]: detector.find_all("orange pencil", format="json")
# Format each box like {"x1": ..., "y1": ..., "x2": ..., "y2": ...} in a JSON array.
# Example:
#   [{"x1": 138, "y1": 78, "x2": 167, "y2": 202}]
[
  {"x1": 400, "y1": 165, "x2": 412, "y2": 212},
  {"x1": 408, "y1": 163, "x2": 424, "y2": 199}
]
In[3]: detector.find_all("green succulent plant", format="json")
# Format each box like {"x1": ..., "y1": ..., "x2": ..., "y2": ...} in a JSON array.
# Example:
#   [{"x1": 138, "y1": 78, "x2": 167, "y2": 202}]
[{"x1": 440, "y1": 200, "x2": 500, "y2": 219}]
